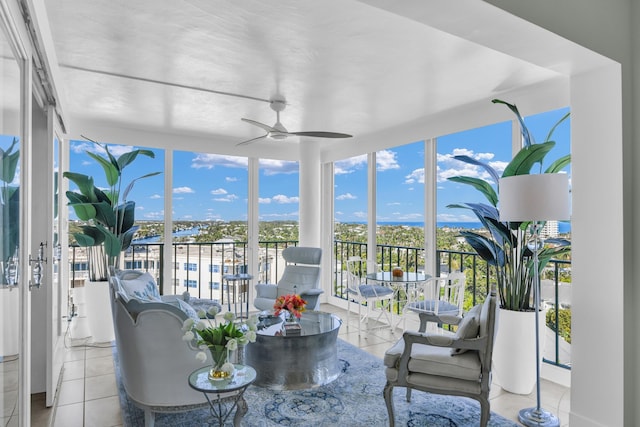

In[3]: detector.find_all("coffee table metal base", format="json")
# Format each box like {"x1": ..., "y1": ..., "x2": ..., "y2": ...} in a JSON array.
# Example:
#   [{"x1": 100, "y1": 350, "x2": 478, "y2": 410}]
[{"x1": 245, "y1": 312, "x2": 342, "y2": 390}]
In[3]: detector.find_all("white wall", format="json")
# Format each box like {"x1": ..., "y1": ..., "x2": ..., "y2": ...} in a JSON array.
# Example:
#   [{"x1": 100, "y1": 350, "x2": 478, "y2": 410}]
[{"x1": 484, "y1": 2, "x2": 635, "y2": 425}]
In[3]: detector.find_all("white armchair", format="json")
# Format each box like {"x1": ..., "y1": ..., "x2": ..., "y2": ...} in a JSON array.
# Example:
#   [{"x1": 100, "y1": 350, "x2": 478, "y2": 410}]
[
  {"x1": 109, "y1": 270, "x2": 224, "y2": 427},
  {"x1": 383, "y1": 290, "x2": 498, "y2": 427},
  {"x1": 254, "y1": 246, "x2": 323, "y2": 311}
]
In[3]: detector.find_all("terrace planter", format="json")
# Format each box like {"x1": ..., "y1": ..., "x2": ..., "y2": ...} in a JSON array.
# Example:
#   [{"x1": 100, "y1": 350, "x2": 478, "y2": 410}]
[
  {"x1": 85, "y1": 280, "x2": 115, "y2": 343},
  {"x1": 492, "y1": 308, "x2": 545, "y2": 395}
]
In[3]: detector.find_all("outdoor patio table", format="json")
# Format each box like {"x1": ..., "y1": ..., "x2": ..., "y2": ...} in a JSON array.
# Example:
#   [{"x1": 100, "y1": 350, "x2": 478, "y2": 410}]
[{"x1": 366, "y1": 271, "x2": 430, "y2": 328}]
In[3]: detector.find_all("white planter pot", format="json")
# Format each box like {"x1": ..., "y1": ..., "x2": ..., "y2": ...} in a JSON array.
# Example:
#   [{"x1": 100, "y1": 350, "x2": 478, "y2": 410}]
[
  {"x1": 0, "y1": 288, "x2": 19, "y2": 356},
  {"x1": 493, "y1": 308, "x2": 545, "y2": 395},
  {"x1": 85, "y1": 280, "x2": 115, "y2": 343}
]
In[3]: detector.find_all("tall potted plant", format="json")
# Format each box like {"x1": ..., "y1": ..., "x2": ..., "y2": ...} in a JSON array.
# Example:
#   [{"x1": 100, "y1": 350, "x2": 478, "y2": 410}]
[
  {"x1": 447, "y1": 99, "x2": 571, "y2": 393},
  {"x1": 64, "y1": 138, "x2": 160, "y2": 341}
]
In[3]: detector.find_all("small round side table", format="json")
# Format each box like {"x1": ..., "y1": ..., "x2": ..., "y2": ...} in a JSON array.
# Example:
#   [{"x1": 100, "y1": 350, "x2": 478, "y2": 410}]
[{"x1": 188, "y1": 364, "x2": 256, "y2": 426}]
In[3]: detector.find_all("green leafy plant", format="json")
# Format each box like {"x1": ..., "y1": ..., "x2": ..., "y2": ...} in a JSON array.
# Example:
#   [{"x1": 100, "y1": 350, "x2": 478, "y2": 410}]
[
  {"x1": 63, "y1": 138, "x2": 160, "y2": 281},
  {"x1": 447, "y1": 99, "x2": 571, "y2": 311}
]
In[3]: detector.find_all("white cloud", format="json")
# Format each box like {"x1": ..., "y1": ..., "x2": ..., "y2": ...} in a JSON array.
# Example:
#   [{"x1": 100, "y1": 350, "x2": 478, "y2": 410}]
[
  {"x1": 272, "y1": 194, "x2": 299, "y2": 204},
  {"x1": 259, "y1": 198, "x2": 272, "y2": 204},
  {"x1": 143, "y1": 211, "x2": 164, "y2": 219},
  {"x1": 225, "y1": 176, "x2": 238, "y2": 182},
  {"x1": 214, "y1": 194, "x2": 239, "y2": 202},
  {"x1": 376, "y1": 150, "x2": 400, "y2": 171},
  {"x1": 334, "y1": 154, "x2": 366, "y2": 175},
  {"x1": 258, "y1": 159, "x2": 299, "y2": 175},
  {"x1": 173, "y1": 186, "x2": 194, "y2": 194},
  {"x1": 336, "y1": 192, "x2": 356, "y2": 201},
  {"x1": 353, "y1": 211, "x2": 367, "y2": 219},
  {"x1": 437, "y1": 212, "x2": 477, "y2": 222},
  {"x1": 150, "y1": 194, "x2": 162, "y2": 199},
  {"x1": 210, "y1": 188, "x2": 228, "y2": 195},
  {"x1": 405, "y1": 168, "x2": 424, "y2": 184},
  {"x1": 191, "y1": 153, "x2": 248, "y2": 169}
]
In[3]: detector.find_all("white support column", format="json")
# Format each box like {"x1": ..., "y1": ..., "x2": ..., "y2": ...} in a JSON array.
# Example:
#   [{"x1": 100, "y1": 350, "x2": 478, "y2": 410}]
[
  {"x1": 424, "y1": 138, "x2": 437, "y2": 277},
  {"x1": 248, "y1": 157, "x2": 259, "y2": 294},
  {"x1": 367, "y1": 152, "x2": 377, "y2": 271},
  {"x1": 320, "y1": 162, "x2": 334, "y2": 304},
  {"x1": 298, "y1": 141, "x2": 321, "y2": 247},
  {"x1": 162, "y1": 149, "x2": 173, "y2": 295}
]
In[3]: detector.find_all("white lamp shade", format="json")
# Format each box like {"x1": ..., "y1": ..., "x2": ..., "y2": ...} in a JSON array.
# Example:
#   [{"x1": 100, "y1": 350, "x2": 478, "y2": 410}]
[{"x1": 499, "y1": 174, "x2": 570, "y2": 221}]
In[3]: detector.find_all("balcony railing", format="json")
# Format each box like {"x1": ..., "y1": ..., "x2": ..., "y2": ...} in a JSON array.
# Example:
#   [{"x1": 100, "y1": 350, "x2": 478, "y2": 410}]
[{"x1": 70, "y1": 239, "x2": 571, "y2": 368}]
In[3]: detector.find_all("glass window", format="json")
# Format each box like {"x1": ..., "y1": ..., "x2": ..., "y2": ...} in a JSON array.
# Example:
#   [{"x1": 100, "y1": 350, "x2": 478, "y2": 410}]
[
  {"x1": 184, "y1": 263, "x2": 197, "y2": 271},
  {"x1": 209, "y1": 282, "x2": 220, "y2": 290},
  {"x1": 209, "y1": 264, "x2": 220, "y2": 273},
  {"x1": 184, "y1": 279, "x2": 197, "y2": 288}
]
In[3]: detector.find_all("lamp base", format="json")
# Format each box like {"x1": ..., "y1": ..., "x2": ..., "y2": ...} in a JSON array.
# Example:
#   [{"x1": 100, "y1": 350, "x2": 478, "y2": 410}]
[{"x1": 518, "y1": 407, "x2": 560, "y2": 427}]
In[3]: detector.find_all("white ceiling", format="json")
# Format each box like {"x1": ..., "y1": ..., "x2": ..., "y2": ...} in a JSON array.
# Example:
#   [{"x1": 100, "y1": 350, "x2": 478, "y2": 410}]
[{"x1": 43, "y1": 0, "x2": 569, "y2": 159}]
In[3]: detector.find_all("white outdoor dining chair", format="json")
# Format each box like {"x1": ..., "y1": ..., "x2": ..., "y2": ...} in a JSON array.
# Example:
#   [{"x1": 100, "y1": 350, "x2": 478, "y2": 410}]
[
  {"x1": 345, "y1": 256, "x2": 395, "y2": 337},
  {"x1": 402, "y1": 271, "x2": 466, "y2": 332}
]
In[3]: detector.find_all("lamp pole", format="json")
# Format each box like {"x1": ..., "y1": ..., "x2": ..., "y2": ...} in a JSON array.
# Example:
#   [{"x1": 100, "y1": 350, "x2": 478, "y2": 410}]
[{"x1": 518, "y1": 223, "x2": 559, "y2": 427}]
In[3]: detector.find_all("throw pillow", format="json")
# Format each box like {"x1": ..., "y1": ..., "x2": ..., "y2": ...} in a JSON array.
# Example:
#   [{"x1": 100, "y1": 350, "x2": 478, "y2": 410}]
[
  {"x1": 450, "y1": 307, "x2": 481, "y2": 356},
  {"x1": 165, "y1": 299, "x2": 200, "y2": 320},
  {"x1": 119, "y1": 272, "x2": 162, "y2": 302}
]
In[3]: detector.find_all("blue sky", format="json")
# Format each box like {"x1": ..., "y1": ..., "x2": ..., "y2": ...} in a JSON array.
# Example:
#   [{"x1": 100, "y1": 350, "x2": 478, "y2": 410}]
[{"x1": 65, "y1": 106, "x2": 571, "y2": 223}]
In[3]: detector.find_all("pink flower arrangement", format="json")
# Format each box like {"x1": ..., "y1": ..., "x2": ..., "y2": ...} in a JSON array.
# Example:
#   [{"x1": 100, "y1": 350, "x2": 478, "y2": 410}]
[{"x1": 274, "y1": 294, "x2": 307, "y2": 319}]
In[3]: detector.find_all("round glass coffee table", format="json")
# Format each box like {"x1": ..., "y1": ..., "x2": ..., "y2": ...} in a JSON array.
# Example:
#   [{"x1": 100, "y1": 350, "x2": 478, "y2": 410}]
[
  {"x1": 245, "y1": 310, "x2": 342, "y2": 390},
  {"x1": 188, "y1": 364, "x2": 256, "y2": 426}
]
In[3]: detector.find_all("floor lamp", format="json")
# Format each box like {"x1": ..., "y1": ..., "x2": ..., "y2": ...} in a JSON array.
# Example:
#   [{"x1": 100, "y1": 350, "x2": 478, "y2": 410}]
[{"x1": 499, "y1": 173, "x2": 570, "y2": 427}]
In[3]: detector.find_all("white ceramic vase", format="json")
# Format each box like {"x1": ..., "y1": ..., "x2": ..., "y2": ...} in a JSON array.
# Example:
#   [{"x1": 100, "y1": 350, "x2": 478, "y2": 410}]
[
  {"x1": 85, "y1": 280, "x2": 115, "y2": 343},
  {"x1": 492, "y1": 308, "x2": 545, "y2": 395}
]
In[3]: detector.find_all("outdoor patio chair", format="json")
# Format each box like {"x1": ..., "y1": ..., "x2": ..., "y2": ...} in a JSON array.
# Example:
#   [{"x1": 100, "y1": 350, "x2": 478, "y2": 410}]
[
  {"x1": 345, "y1": 256, "x2": 395, "y2": 336},
  {"x1": 253, "y1": 246, "x2": 324, "y2": 311},
  {"x1": 402, "y1": 271, "x2": 466, "y2": 332},
  {"x1": 383, "y1": 290, "x2": 498, "y2": 427}
]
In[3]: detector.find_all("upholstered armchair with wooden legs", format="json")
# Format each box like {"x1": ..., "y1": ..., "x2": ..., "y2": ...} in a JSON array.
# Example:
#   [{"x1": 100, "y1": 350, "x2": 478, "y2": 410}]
[{"x1": 383, "y1": 290, "x2": 498, "y2": 427}]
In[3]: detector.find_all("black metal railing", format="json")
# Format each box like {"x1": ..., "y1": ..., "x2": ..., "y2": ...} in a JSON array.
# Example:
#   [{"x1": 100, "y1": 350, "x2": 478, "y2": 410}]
[{"x1": 70, "y1": 239, "x2": 571, "y2": 368}]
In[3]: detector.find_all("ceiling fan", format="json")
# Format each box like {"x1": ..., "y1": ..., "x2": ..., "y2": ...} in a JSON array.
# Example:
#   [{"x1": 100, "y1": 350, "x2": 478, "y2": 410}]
[{"x1": 237, "y1": 98, "x2": 352, "y2": 146}]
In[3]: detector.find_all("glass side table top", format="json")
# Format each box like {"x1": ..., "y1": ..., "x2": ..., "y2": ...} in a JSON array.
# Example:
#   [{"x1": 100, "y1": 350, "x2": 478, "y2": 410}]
[{"x1": 188, "y1": 364, "x2": 256, "y2": 393}]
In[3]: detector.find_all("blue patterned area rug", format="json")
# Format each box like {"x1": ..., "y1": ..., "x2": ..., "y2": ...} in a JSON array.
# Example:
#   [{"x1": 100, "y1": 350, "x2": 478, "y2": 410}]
[{"x1": 114, "y1": 339, "x2": 517, "y2": 426}]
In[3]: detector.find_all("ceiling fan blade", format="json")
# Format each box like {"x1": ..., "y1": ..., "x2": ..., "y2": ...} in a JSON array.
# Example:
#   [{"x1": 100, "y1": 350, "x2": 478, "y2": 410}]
[
  {"x1": 289, "y1": 131, "x2": 353, "y2": 139},
  {"x1": 241, "y1": 118, "x2": 277, "y2": 133},
  {"x1": 236, "y1": 134, "x2": 268, "y2": 146}
]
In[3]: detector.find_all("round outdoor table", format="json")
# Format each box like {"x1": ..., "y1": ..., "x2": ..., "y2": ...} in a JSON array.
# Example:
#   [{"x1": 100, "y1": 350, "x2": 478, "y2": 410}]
[
  {"x1": 366, "y1": 271, "x2": 430, "y2": 328},
  {"x1": 188, "y1": 364, "x2": 256, "y2": 427},
  {"x1": 245, "y1": 310, "x2": 342, "y2": 390}
]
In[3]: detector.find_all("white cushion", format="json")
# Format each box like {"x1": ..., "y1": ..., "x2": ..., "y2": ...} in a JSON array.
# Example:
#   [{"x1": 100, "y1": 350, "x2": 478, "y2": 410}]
[{"x1": 119, "y1": 272, "x2": 161, "y2": 302}]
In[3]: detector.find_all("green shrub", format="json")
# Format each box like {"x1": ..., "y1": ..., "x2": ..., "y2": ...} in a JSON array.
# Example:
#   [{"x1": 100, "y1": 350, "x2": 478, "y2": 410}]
[{"x1": 546, "y1": 307, "x2": 571, "y2": 343}]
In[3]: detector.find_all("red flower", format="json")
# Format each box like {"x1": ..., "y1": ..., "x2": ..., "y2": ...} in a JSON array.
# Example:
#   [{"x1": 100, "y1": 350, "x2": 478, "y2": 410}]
[{"x1": 274, "y1": 294, "x2": 307, "y2": 318}]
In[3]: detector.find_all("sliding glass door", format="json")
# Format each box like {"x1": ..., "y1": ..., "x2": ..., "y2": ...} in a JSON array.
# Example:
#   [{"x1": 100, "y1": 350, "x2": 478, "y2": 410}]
[{"x1": 0, "y1": 20, "x2": 23, "y2": 427}]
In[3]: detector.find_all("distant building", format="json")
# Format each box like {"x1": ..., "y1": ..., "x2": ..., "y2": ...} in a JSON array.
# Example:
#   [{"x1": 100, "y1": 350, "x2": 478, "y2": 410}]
[{"x1": 540, "y1": 220, "x2": 559, "y2": 239}]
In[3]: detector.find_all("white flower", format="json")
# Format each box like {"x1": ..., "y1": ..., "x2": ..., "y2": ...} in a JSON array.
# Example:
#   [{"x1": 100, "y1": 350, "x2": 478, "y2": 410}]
[
  {"x1": 226, "y1": 338, "x2": 238, "y2": 351},
  {"x1": 197, "y1": 309, "x2": 207, "y2": 319},
  {"x1": 181, "y1": 318, "x2": 195, "y2": 332},
  {"x1": 221, "y1": 362, "x2": 234, "y2": 374},
  {"x1": 223, "y1": 311, "x2": 235, "y2": 322},
  {"x1": 198, "y1": 344, "x2": 208, "y2": 351},
  {"x1": 246, "y1": 315, "x2": 258, "y2": 330},
  {"x1": 194, "y1": 320, "x2": 206, "y2": 331},
  {"x1": 195, "y1": 351, "x2": 207, "y2": 363},
  {"x1": 246, "y1": 330, "x2": 257, "y2": 343},
  {"x1": 208, "y1": 305, "x2": 220, "y2": 316},
  {"x1": 182, "y1": 330, "x2": 195, "y2": 341}
]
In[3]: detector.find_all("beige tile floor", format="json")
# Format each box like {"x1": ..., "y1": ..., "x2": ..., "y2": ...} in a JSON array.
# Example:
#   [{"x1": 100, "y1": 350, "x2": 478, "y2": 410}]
[{"x1": 31, "y1": 304, "x2": 571, "y2": 426}]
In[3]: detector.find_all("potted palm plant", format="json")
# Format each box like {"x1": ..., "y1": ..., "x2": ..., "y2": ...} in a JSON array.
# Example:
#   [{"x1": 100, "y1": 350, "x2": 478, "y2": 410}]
[
  {"x1": 64, "y1": 138, "x2": 160, "y2": 341},
  {"x1": 447, "y1": 99, "x2": 571, "y2": 393}
]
